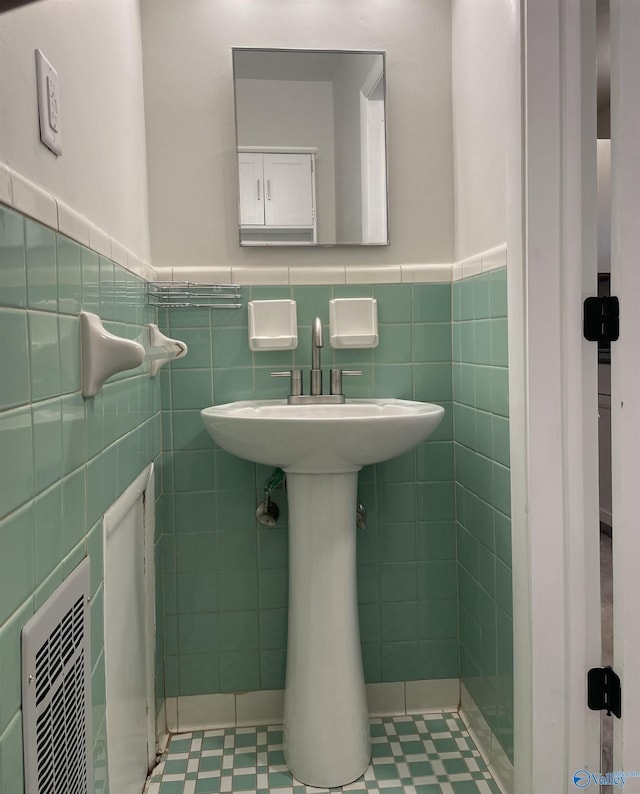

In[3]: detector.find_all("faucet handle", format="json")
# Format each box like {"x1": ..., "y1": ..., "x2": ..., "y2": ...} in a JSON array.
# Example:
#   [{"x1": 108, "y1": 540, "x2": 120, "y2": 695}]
[
  {"x1": 330, "y1": 368, "x2": 362, "y2": 396},
  {"x1": 271, "y1": 369, "x2": 303, "y2": 396}
]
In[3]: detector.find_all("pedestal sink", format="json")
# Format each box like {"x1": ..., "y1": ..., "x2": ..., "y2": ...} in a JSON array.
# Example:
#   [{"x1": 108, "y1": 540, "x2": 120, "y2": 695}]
[{"x1": 201, "y1": 398, "x2": 444, "y2": 787}]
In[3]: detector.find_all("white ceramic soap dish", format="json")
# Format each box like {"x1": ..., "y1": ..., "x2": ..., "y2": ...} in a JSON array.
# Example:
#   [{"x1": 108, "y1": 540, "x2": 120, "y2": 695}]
[
  {"x1": 329, "y1": 298, "x2": 379, "y2": 348},
  {"x1": 248, "y1": 299, "x2": 298, "y2": 351}
]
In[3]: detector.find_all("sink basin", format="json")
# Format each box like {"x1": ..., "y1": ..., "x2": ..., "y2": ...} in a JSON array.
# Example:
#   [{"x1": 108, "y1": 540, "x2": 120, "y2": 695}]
[
  {"x1": 200, "y1": 398, "x2": 444, "y2": 473},
  {"x1": 200, "y1": 396, "x2": 444, "y2": 787}
]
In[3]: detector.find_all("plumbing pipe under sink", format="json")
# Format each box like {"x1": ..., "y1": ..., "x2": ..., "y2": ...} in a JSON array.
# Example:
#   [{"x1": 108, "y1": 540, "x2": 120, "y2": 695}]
[{"x1": 256, "y1": 468, "x2": 284, "y2": 527}]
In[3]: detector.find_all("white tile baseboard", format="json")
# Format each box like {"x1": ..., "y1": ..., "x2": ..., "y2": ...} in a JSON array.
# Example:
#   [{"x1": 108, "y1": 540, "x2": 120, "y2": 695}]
[
  {"x1": 405, "y1": 678, "x2": 461, "y2": 714},
  {"x1": 236, "y1": 689, "x2": 285, "y2": 727},
  {"x1": 177, "y1": 694, "x2": 236, "y2": 733},
  {"x1": 155, "y1": 701, "x2": 171, "y2": 755},
  {"x1": 165, "y1": 697, "x2": 178, "y2": 733},
  {"x1": 165, "y1": 679, "x2": 461, "y2": 734},
  {"x1": 366, "y1": 682, "x2": 406, "y2": 716}
]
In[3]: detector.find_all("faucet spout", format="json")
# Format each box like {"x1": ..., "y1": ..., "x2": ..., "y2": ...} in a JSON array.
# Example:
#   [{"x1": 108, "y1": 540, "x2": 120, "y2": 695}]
[
  {"x1": 311, "y1": 317, "x2": 323, "y2": 394},
  {"x1": 312, "y1": 317, "x2": 323, "y2": 369}
]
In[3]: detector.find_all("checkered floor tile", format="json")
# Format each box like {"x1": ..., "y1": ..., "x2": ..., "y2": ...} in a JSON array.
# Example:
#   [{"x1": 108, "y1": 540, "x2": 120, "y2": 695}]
[{"x1": 145, "y1": 713, "x2": 501, "y2": 794}]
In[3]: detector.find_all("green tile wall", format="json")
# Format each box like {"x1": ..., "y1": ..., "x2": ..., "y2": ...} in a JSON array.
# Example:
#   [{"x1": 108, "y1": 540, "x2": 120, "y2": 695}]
[
  {"x1": 159, "y1": 282, "x2": 458, "y2": 697},
  {"x1": 452, "y1": 268, "x2": 513, "y2": 763},
  {"x1": 0, "y1": 197, "x2": 513, "y2": 793},
  {"x1": 0, "y1": 204, "x2": 162, "y2": 794}
]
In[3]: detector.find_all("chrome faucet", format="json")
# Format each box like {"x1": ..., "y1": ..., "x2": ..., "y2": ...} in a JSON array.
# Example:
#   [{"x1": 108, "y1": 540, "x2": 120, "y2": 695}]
[
  {"x1": 270, "y1": 315, "x2": 362, "y2": 404},
  {"x1": 310, "y1": 316, "x2": 324, "y2": 395}
]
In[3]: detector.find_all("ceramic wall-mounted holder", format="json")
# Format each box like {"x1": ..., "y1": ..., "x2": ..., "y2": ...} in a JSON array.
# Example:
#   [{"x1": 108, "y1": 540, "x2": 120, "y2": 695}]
[
  {"x1": 80, "y1": 312, "x2": 145, "y2": 397},
  {"x1": 248, "y1": 299, "x2": 298, "y2": 351},
  {"x1": 146, "y1": 324, "x2": 188, "y2": 376},
  {"x1": 329, "y1": 298, "x2": 379, "y2": 348}
]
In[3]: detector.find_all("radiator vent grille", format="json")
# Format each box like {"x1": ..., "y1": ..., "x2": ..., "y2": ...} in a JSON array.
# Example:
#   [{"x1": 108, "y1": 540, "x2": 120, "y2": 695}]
[{"x1": 22, "y1": 559, "x2": 93, "y2": 794}]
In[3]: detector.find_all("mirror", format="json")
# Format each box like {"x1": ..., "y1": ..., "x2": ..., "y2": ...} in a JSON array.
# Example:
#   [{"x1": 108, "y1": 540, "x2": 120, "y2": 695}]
[{"x1": 233, "y1": 49, "x2": 389, "y2": 247}]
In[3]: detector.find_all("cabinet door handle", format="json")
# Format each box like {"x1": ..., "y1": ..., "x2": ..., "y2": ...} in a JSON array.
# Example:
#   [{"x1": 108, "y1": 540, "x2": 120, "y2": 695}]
[
  {"x1": 267, "y1": 179, "x2": 272, "y2": 201},
  {"x1": 257, "y1": 179, "x2": 261, "y2": 201}
]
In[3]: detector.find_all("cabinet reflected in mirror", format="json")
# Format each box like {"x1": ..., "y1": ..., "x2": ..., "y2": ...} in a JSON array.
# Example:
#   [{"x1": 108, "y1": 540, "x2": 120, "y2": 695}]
[{"x1": 233, "y1": 49, "x2": 389, "y2": 247}]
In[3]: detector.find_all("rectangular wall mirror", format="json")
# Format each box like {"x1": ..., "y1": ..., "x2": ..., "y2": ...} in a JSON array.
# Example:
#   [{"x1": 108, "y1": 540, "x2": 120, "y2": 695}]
[{"x1": 233, "y1": 48, "x2": 389, "y2": 247}]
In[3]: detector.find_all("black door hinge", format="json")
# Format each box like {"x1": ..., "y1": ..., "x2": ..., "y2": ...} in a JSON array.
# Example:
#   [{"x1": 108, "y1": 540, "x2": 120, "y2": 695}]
[
  {"x1": 587, "y1": 666, "x2": 621, "y2": 718},
  {"x1": 584, "y1": 296, "x2": 619, "y2": 343}
]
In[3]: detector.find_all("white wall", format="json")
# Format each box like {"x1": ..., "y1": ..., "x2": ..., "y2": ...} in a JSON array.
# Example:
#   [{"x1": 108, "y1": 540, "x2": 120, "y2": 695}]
[
  {"x1": 451, "y1": 0, "x2": 509, "y2": 260},
  {"x1": 0, "y1": 0, "x2": 151, "y2": 259},
  {"x1": 235, "y1": 78, "x2": 336, "y2": 242},
  {"x1": 140, "y1": 0, "x2": 454, "y2": 268}
]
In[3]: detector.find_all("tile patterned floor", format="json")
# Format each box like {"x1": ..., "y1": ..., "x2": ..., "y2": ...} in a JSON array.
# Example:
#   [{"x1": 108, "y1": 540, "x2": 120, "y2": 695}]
[{"x1": 145, "y1": 713, "x2": 501, "y2": 794}]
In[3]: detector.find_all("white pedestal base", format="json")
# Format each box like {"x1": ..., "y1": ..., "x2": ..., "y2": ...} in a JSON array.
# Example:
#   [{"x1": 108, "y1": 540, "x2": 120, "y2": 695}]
[{"x1": 283, "y1": 472, "x2": 371, "y2": 787}]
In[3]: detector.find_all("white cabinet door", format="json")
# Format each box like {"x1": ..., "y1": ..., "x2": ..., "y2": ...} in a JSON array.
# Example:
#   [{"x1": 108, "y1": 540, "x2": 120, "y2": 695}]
[
  {"x1": 263, "y1": 153, "x2": 314, "y2": 227},
  {"x1": 238, "y1": 152, "x2": 265, "y2": 226}
]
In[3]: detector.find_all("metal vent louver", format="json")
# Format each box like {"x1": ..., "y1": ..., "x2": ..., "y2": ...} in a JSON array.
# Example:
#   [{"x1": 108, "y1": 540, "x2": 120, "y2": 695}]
[{"x1": 22, "y1": 558, "x2": 93, "y2": 794}]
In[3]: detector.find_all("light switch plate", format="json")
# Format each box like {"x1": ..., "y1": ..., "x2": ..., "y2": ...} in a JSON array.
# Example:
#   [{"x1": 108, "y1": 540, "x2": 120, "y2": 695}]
[{"x1": 35, "y1": 49, "x2": 62, "y2": 156}]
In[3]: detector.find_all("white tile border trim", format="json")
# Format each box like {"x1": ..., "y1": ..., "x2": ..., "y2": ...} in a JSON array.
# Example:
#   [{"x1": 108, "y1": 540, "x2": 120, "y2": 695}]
[
  {"x1": 0, "y1": 162, "x2": 12, "y2": 206},
  {"x1": 0, "y1": 163, "x2": 153, "y2": 281},
  {"x1": 452, "y1": 243, "x2": 508, "y2": 282},
  {"x1": 153, "y1": 267, "x2": 174, "y2": 282},
  {"x1": 10, "y1": 167, "x2": 58, "y2": 229},
  {"x1": 481, "y1": 243, "x2": 508, "y2": 273},
  {"x1": 110, "y1": 237, "x2": 129, "y2": 269},
  {"x1": 1, "y1": 164, "x2": 507, "y2": 287},
  {"x1": 166, "y1": 250, "x2": 506, "y2": 287},
  {"x1": 458, "y1": 253, "x2": 483, "y2": 280},
  {"x1": 346, "y1": 265, "x2": 402, "y2": 284},
  {"x1": 166, "y1": 679, "x2": 461, "y2": 734},
  {"x1": 401, "y1": 263, "x2": 452, "y2": 283},
  {"x1": 57, "y1": 199, "x2": 91, "y2": 247},
  {"x1": 164, "y1": 263, "x2": 459, "y2": 286},
  {"x1": 175, "y1": 267, "x2": 235, "y2": 284},
  {"x1": 127, "y1": 251, "x2": 143, "y2": 277},
  {"x1": 231, "y1": 265, "x2": 290, "y2": 285},
  {"x1": 88, "y1": 222, "x2": 111, "y2": 258},
  {"x1": 459, "y1": 683, "x2": 513, "y2": 794},
  {"x1": 289, "y1": 265, "x2": 346, "y2": 285}
]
